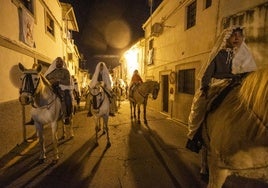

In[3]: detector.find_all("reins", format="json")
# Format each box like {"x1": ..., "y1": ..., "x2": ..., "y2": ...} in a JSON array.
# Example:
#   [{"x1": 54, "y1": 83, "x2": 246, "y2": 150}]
[
  {"x1": 21, "y1": 73, "x2": 58, "y2": 109},
  {"x1": 31, "y1": 95, "x2": 58, "y2": 109},
  {"x1": 90, "y1": 87, "x2": 105, "y2": 109},
  {"x1": 246, "y1": 104, "x2": 268, "y2": 130},
  {"x1": 20, "y1": 73, "x2": 39, "y2": 95}
]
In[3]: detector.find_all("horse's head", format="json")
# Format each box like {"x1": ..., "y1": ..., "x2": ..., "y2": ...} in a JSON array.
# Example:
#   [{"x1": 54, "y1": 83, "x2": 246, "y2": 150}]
[
  {"x1": 18, "y1": 63, "x2": 42, "y2": 105},
  {"x1": 90, "y1": 85, "x2": 105, "y2": 110},
  {"x1": 90, "y1": 85, "x2": 103, "y2": 96},
  {"x1": 151, "y1": 81, "x2": 160, "y2": 100}
]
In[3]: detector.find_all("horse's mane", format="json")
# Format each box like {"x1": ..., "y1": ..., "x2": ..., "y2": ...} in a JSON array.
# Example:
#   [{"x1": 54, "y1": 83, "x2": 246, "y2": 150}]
[
  {"x1": 40, "y1": 74, "x2": 53, "y2": 88},
  {"x1": 238, "y1": 68, "x2": 268, "y2": 124},
  {"x1": 141, "y1": 80, "x2": 158, "y2": 90},
  {"x1": 143, "y1": 80, "x2": 157, "y2": 86}
]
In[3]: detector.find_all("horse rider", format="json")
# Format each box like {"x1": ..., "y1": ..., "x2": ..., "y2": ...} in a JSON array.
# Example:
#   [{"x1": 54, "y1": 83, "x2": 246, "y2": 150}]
[
  {"x1": 129, "y1": 69, "x2": 143, "y2": 98},
  {"x1": 72, "y1": 76, "x2": 81, "y2": 108},
  {"x1": 25, "y1": 57, "x2": 73, "y2": 125},
  {"x1": 186, "y1": 26, "x2": 257, "y2": 153},
  {"x1": 88, "y1": 62, "x2": 115, "y2": 116}
]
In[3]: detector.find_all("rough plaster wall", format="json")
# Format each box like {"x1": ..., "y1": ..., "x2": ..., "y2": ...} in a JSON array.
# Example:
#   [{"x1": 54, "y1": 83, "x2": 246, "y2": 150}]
[{"x1": 0, "y1": 100, "x2": 35, "y2": 159}]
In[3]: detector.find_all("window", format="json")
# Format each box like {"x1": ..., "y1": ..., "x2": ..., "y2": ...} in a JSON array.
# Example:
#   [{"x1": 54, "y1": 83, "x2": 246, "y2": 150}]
[
  {"x1": 177, "y1": 69, "x2": 195, "y2": 94},
  {"x1": 149, "y1": 39, "x2": 154, "y2": 50},
  {"x1": 45, "y1": 12, "x2": 55, "y2": 37},
  {"x1": 67, "y1": 53, "x2": 73, "y2": 61},
  {"x1": 186, "y1": 1, "x2": 197, "y2": 29},
  {"x1": 147, "y1": 39, "x2": 154, "y2": 65},
  {"x1": 223, "y1": 17, "x2": 231, "y2": 29},
  {"x1": 238, "y1": 15, "x2": 244, "y2": 25},
  {"x1": 19, "y1": 0, "x2": 34, "y2": 14},
  {"x1": 205, "y1": 0, "x2": 212, "y2": 9}
]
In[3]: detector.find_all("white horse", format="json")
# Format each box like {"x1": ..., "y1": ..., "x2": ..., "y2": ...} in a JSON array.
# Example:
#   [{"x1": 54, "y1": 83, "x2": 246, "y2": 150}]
[
  {"x1": 129, "y1": 80, "x2": 160, "y2": 124},
  {"x1": 90, "y1": 84, "x2": 111, "y2": 147},
  {"x1": 200, "y1": 68, "x2": 268, "y2": 187},
  {"x1": 18, "y1": 63, "x2": 74, "y2": 163}
]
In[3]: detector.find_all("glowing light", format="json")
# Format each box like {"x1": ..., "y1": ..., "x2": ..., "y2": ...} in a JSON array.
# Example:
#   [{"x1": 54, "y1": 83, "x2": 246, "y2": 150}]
[
  {"x1": 105, "y1": 19, "x2": 131, "y2": 49},
  {"x1": 124, "y1": 48, "x2": 140, "y2": 83}
]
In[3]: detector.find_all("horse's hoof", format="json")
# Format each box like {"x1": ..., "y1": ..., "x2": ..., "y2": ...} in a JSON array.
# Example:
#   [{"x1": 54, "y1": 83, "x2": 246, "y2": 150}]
[
  {"x1": 200, "y1": 172, "x2": 209, "y2": 183},
  {"x1": 106, "y1": 142, "x2": 111, "y2": 148},
  {"x1": 38, "y1": 158, "x2": 45, "y2": 164},
  {"x1": 95, "y1": 142, "x2": 99, "y2": 147},
  {"x1": 144, "y1": 120, "x2": 148, "y2": 124},
  {"x1": 137, "y1": 120, "x2": 141, "y2": 124},
  {"x1": 51, "y1": 159, "x2": 58, "y2": 165}
]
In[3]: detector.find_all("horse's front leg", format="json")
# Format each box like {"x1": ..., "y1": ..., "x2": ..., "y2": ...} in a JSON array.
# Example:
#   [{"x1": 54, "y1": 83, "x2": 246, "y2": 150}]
[
  {"x1": 103, "y1": 115, "x2": 111, "y2": 147},
  {"x1": 137, "y1": 104, "x2": 141, "y2": 124},
  {"x1": 69, "y1": 116, "x2": 74, "y2": 138},
  {"x1": 130, "y1": 102, "x2": 133, "y2": 118},
  {"x1": 200, "y1": 146, "x2": 209, "y2": 181},
  {"x1": 61, "y1": 120, "x2": 67, "y2": 139},
  {"x1": 143, "y1": 103, "x2": 147, "y2": 124},
  {"x1": 95, "y1": 117, "x2": 100, "y2": 146},
  {"x1": 63, "y1": 116, "x2": 74, "y2": 139},
  {"x1": 208, "y1": 166, "x2": 230, "y2": 188},
  {"x1": 133, "y1": 103, "x2": 137, "y2": 119},
  {"x1": 36, "y1": 123, "x2": 46, "y2": 162},
  {"x1": 51, "y1": 121, "x2": 59, "y2": 162}
]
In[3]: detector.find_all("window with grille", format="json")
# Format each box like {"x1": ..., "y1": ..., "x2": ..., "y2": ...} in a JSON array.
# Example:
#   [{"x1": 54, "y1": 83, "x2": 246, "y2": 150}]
[
  {"x1": 148, "y1": 39, "x2": 154, "y2": 65},
  {"x1": 177, "y1": 69, "x2": 195, "y2": 94},
  {"x1": 45, "y1": 12, "x2": 55, "y2": 37},
  {"x1": 19, "y1": 0, "x2": 34, "y2": 14},
  {"x1": 186, "y1": 1, "x2": 197, "y2": 29},
  {"x1": 205, "y1": 0, "x2": 212, "y2": 9}
]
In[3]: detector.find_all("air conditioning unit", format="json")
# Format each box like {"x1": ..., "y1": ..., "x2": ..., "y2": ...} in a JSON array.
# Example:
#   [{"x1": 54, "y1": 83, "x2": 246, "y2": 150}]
[{"x1": 151, "y1": 23, "x2": 163, "y2": 37}]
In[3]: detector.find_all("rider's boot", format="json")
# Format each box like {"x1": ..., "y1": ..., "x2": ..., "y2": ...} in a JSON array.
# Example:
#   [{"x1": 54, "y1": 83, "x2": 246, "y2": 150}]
[
  {"x1": 186, "y1": 130, "x2": 203, "y2": 153},
  {"x1": 25, "y1": 118, "x2": 34, "y2": 125},
  {"x1": 63, "y1": 90, "x2": 72, "y2": 125}
]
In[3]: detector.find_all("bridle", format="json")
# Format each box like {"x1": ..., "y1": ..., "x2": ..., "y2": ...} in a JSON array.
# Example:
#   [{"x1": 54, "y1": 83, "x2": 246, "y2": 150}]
[
  {"x1": 20, "y1": 72, "x2": 39, "y2": 96},
  {"x1": 135, "y1": 82, "x2": 159, "y2": 100},
  {"x1": 90, "y1": 86, "x2": 105, "y2": 109},
  {"x1": 20, "y1": 72, "x2": 57, "y2": 108}
]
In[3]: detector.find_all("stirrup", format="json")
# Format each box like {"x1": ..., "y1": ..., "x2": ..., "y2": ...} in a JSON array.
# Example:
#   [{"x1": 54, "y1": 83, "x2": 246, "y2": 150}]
[
  {"x1": 64, "y1": 117, "x2": 70, "y2": 125},
  {"x1": 24, "y1": 119, "x2": 34, "y2": 125},
  {"x1": 186, "y1": 139, "x2": 202, "y2": 153}
]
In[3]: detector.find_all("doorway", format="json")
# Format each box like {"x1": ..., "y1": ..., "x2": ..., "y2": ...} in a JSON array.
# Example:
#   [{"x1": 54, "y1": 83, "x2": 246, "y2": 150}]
[{"x1": 162, "y1": 74, "x2": 169, "y2": 113}]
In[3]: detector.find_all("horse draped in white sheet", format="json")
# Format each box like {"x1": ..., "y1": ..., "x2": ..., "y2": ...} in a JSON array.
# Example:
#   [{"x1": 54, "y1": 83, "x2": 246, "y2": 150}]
[{"x1": 201, "y1": 68, "x2": 268, "y2": 188}]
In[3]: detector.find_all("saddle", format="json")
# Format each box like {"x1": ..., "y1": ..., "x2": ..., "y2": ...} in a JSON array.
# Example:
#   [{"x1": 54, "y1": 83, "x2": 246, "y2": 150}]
[
  {"x1": 52, "y1": 85, "x2": 73, "y2": 124},
  {"x1": 208, "y1": 74, "x2": 247, "y2": 113},
  {"x1": 202, "y1": 74, "x2": 248, "y2": 144},
  {"x1": 129, "y1": 83, "x2": 140, "y2": 100},
  {"x1": 187, "y1": 74, "x2": 249, "y2": 153}
]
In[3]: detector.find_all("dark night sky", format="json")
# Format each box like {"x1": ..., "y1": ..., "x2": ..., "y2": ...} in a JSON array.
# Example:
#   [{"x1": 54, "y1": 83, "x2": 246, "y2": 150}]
[{"x1": 60, "y1": 0, "x2": 162, "y2": 74}]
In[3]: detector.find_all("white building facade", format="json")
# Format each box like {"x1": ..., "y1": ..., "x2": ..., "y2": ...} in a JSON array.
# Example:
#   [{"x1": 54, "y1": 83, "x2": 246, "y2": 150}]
[
  {"x1": 142, "y1": 0, "x2": 268, "y2": 124},
  {"x1": 0, "y1": 0, "x2": 79, "y2": 158}
]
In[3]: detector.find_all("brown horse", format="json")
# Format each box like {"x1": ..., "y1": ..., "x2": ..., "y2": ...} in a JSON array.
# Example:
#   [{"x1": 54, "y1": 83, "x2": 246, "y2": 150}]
[
  {"x1": 129, "y1": 80, "x2": 160, "y2": 124},
  {"x1": 201, "y1": 68, "x2": 268, "y2": 187}
]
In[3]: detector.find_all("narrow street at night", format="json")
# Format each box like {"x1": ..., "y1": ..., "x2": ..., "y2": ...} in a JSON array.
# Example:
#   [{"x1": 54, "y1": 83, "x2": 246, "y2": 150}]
[
  {"x1": 0, "y1": 100, "x2": 205, "y2": 188},
  {"x1": 1, "y1": 1, "x2": 268, "y2": 188},
  {"x1": 1, "y1": 100, "x2": 267, "y2": 188}
]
